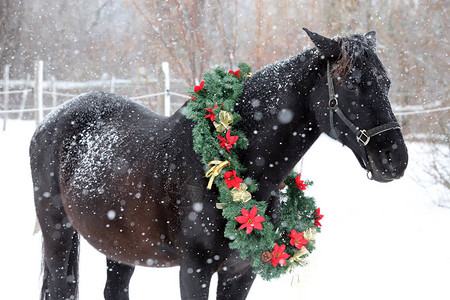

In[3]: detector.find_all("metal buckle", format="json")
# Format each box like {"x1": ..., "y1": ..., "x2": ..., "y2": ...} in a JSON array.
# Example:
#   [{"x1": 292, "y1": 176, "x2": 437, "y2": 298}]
[
  {"x1": 328, "y1": 97, "x2": 338, "y2": 108},
  {"x1": 357, "y1": 130, "x2": 370, "y2": 146}
]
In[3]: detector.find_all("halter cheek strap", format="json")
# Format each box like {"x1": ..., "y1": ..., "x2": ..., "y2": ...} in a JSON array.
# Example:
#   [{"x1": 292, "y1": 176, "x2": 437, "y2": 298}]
[{"x1": 326, "y1": 61, "x2": 401, "y2": 175}]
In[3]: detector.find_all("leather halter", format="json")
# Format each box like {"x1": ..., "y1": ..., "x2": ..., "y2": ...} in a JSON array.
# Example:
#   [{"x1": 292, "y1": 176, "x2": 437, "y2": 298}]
[{"x1": 326, "y1": 60, "x2": 401, "y2": 177}]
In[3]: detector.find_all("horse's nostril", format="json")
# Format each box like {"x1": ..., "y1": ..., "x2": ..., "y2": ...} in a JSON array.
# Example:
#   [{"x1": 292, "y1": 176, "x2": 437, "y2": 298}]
[
  {"x1": 386, "y1": 150, "x2": 392, "y2": 159},
  {"x1": 381, "y1": 151, "x2": 392, "y2": 165}
]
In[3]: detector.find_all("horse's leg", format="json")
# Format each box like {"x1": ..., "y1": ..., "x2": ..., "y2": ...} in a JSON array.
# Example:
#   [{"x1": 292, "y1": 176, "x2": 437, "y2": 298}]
[
  {"x1": 104, "y1": 259, "x2": 135, "y2": 300},
  {"x1": 179, "y1": 253, "x2": 215, "y2": 300},
  {"x1": 34, "y1": 178, "x2": 80, "y2": 300},
  {"x1": 216, "y1": 265, "x2": 256, "y2": 300},
  {"x1": 31, "y1": 127, "x2": 82, "y2": 299},
  {"x1": 40, "y1": 212, "x2": 80, "y2": 300}
]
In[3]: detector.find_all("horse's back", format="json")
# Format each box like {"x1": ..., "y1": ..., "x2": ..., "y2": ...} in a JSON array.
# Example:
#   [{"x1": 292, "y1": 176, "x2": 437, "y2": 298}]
[
  {"x1": 31, "y1": 92, "x2": 161, "y2": 169},
  {"x1": 31, "y1": 91, "x2": 163, "y2": 144}
]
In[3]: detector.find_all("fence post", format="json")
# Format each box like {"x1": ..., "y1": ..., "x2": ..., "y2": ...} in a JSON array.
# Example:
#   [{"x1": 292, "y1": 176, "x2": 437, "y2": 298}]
[
  {"x1": 51, "y1": 76, "x2": 57, "y2": 108},
  {"x1": 2, "y1": 64, "x2": 10, "y2": 131},
  {"x1": 34, "y1": 60, "x2": 44, "y2": 124},
  {"x1": 110, "y1": 75, "x2": 115, "y2": 93},
  {"x1": 18, "y1": 74, "x2": 30, "y2": 120},
  {"x1": 156, "y1": 66, "x2": 164, "y2": 115},
  {"x1": 162, "y1": 62, "x2": 170, "y2": 116}
]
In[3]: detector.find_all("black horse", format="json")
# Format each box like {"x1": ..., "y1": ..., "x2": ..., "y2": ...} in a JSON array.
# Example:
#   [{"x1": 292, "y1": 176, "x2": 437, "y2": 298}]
[{"x1": 30, "y1": 29, "x2": 408, "y2": 300}]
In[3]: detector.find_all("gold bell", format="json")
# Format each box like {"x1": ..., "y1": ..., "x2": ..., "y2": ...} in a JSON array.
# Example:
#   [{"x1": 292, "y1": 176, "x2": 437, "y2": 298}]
[
  {"x1": 231, "y1": 183, "x2": 252, "y2": 202},
  {"x1": 303, "y1": 227, "x2": 317, "y2": 241}
]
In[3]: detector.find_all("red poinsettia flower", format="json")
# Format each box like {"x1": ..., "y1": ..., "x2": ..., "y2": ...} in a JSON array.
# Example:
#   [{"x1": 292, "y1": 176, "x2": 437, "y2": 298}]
[
  {"x1": 194, "y1": 80, "x2": 205, "y2": 93},
  {"x1": 223, "y1": 170, "x2": 243, "y2": 189},
  {"x1": 314, "y1": 208, "x2": 324, "y2": 227},
  {"x1": 189, "y1": 94, "x2": 196, "y2": 101},
  {"x1": 204, "y1": 104, "x2": 218, "y2": 122},
  {"x1": 235, "y1": 206, "x2": 265, "y2": 234},
  {"x1": 228, "y1": 69, "x2": 241, "y2": 78},
  {"x1": 218, "y1": 130, "x2": 239, "y2": 153},
  {"x1": 287, "y1": 229, "x2": 309, "y2": 250},
  {"x1": 269, "y1": 243, "x2": 291, "y2": 267},
  {"x1": 295, "y1": 173, "x2": 307, "y2": 191}
]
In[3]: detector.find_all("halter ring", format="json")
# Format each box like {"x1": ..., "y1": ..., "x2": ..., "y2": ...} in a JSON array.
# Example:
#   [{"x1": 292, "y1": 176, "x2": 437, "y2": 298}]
[{"x1": 328, "y1": 97, "x2": 338, "y2": 108}]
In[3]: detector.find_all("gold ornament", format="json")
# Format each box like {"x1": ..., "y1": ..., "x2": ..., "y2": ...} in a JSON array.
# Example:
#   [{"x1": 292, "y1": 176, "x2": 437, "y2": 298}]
[
  {"x1": 247, "y1": 72, "x2": 253, "y2": 78},
  {"x1": 231, "y1": 183, "x2": 252, "y2": 203},
  {"x1": 213, "y1": 110, "x2": 234, "y2": 132},
  {"x1": 303, "y1": 227, "x2": 317, "y2": 241},
  {"x1": 280, "y1": 182, "x2": 286, "y2": 189},
  {"x1": 288, "y1": 248, "x2": 310, "y2": 267},
  {"x1": 205, "y1": 160, "x2": 230, "y2": 189},
  {"x1": 216, "y1": 203, "x2": 225, "y2": 209}
]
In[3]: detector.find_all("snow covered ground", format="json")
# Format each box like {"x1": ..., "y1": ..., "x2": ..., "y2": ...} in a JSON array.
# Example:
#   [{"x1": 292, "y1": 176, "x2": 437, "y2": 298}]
[{"x1": 1, "y1": 120, "x2": 449, "y2": 299}]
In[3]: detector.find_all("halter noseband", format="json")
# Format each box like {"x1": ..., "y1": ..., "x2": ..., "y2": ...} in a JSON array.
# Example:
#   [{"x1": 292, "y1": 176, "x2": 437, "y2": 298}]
[{"x1": 326, "y1": 60, "x2": 401, "y2": 178}]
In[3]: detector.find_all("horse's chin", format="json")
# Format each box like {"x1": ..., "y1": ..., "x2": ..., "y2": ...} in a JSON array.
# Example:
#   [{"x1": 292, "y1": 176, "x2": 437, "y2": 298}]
[
  {"x1": 370, "y1": 170, "x2": 395, "y2": 183},
  {"x1": 366, "y1": 154, "x2": 406, "y2": 183}
]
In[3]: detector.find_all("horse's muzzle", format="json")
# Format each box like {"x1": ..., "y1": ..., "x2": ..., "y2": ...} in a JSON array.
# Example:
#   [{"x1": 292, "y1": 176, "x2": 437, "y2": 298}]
[{"x1": 367, "y1": 142, "x2": 408, "y2": 182}]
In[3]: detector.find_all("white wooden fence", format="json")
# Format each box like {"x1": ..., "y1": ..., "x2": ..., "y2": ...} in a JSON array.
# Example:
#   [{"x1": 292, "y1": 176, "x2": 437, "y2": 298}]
[{"x1": 0, "y1": 61, "x2": 189, "y2": 130}]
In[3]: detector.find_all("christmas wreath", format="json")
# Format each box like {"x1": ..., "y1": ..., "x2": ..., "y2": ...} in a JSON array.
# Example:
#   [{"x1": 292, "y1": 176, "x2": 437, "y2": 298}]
[{"x1": 185, "y1": 63, "x2": 323, "y2": 280}]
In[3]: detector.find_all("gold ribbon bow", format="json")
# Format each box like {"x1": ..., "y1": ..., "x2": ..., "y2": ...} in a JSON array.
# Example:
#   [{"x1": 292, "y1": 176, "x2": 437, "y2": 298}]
[
  {"x1": 213, "y1": 111, "x2": 234, "y2": 132},
  {"x1": 205, "y1": 160, "x2": 230, "y2": 190},
  {"x1": 287, "y1": 248, "x2": 310, "y2": 270},
  {"x1": 231, "y1": 183, "x2": 252, "y2": 202}
]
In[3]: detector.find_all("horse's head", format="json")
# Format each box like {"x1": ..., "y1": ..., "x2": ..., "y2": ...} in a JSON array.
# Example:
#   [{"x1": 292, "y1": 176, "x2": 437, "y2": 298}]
[{"x1": 304, "y1": 29, "x2": 408, "y2": 182}]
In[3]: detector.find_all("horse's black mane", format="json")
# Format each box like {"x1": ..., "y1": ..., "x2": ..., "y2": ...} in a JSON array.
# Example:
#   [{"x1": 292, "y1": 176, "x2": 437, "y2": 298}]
[{"x1": 333, "y1": 33, "x2": 387, "y2": 79}]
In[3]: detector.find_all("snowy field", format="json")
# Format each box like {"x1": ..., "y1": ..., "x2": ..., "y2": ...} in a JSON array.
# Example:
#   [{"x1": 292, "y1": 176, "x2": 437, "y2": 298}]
[{"x1": 1, "y1": 120, "x2": 449, "y2": 300}]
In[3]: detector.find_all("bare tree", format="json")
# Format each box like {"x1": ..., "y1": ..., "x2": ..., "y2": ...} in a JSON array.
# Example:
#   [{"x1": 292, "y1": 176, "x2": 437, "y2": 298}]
[
  {"x1": 132, "y1": 0, "x2": 213, "y2": 85},
  {"x1": 210, "y1": 0, "x2": 238, "y2": 70},
  {"x1": 0, "y1": 0, "x2": 25, "y2": 77}
]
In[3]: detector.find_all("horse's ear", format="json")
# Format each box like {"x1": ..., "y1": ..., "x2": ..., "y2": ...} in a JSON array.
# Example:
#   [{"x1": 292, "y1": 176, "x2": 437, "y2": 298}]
[
  {"x1": 303, "y1": 28, "x2": 340, "y2": 59},
  {"x1": 365, "y1": 31, "x2": 377, "y2": 51}
]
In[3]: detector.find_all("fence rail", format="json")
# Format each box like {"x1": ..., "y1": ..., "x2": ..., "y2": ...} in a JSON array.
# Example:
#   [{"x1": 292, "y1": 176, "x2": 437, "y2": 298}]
[
  {"x1": 394, "y1": 106, "x2": 450, "y2": 116},
  {"x1": 0, "y1": 89, "x2": 32, "y2": 95},
  {"x1": 0, "y1": 91, "x2": 191, "y2": 115},
  {"x1": 0, "y1": 78, "x2": 186, "y2": 90},
  {"x1": 41, "y1": 91, "x2": 78, "y2": 98}
]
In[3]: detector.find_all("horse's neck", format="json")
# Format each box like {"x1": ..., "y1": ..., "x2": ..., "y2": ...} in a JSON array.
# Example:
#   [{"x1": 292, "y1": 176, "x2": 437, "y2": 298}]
[{"x1": 237, "y1": 52, "x2": 322, "y2": 186}]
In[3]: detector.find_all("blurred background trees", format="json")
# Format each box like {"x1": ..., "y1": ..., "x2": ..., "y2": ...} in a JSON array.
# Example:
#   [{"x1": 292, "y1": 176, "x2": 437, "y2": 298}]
[{"x1": 1, "y1": 0, "x2": 448, "y2": 202}]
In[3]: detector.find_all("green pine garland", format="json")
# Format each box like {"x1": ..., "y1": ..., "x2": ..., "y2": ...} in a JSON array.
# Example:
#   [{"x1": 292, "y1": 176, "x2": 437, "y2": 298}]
[{"x1": 185, "y1": 63, "x2": 321, "y2": 280}]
